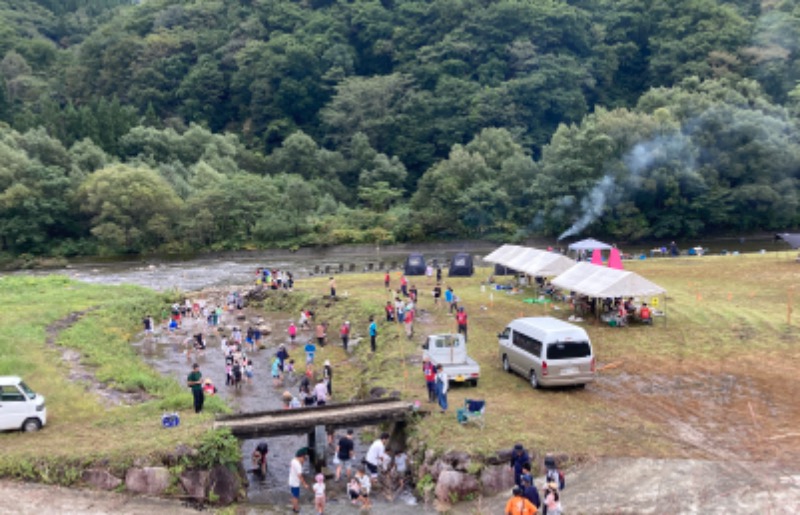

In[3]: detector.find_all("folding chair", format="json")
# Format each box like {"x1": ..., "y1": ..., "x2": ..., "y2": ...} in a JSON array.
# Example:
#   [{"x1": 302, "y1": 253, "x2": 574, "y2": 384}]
[{"x1": 456, "y1": 399, "x2": 485, "y2": 429}]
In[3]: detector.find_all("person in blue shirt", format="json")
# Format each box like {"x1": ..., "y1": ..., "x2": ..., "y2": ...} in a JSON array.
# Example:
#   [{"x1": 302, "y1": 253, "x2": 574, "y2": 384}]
[
  {"x1": 509, "y1": 444, "x2": 530, "y2": 488},
  {"x1": 368, "y1": 316, "x2": 377, "y2": 353},
  {"x1": 304, "y1": 340, "x2": 316, "y2": 364}
]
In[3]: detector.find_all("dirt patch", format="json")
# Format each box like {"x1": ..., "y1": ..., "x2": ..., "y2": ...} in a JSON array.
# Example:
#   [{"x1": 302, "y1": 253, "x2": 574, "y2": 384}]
[
  {"x1": 595, "y1": 369, "x2": 798, "y2": 462},
  {"x1": 46, "y1": 310, "x2": 152, "y2": 407}
]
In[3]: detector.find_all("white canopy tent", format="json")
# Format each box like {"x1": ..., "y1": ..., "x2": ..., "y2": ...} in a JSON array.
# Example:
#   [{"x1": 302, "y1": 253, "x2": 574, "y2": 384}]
[
  {"x1": 484, "y1": 245, "x2": 576, "y2": 277},
  {"x1": 567, "y1": 238, "x2": 613, "y2": 251},
  {"x1": 551, "y1": 262, "x2": 665, "y2": 298}
]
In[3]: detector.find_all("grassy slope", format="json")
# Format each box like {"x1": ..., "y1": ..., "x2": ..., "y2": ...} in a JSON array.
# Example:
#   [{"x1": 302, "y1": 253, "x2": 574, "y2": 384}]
[
  {"x1": 287, "y1": 253, "x2": 800, "y2": 461},
  {"x1": 0, "y1": 276, "x2": 224, "y2": 481}
]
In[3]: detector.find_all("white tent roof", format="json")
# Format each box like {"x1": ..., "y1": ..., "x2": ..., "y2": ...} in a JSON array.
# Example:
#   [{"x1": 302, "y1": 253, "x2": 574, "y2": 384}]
[
  {"x1": 484, "y1": 245, "x2": 576, "y2": 276},
  {"x1": 567, "y1": 238, "x2": 613, "y2": 251},
  {"x1": 551, "y1": 262, "x2": 666, "y2": 298},
  {"x1": 483, "y1": 244, "x2": 523, "y2": 264}
]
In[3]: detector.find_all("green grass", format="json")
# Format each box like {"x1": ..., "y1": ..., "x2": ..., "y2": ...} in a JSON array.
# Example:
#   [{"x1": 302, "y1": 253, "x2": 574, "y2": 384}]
[
  {"x1": 0, "y1": 275, "x2": 229, "y2": 484},
  {"x1": 280, "y1": 253, "x2": 800, "y2": 462}
]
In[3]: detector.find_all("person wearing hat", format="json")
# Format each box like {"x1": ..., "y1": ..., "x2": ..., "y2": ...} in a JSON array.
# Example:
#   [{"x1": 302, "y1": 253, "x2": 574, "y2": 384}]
[
  {"x1": 510, "y1": 444, "x2": 530, "y2": 488},
  {"x1": 504, "y1": 485, "x2": 537, "y2": 515},
  {"x1": 288, "y1": 448, "x2": 310, "y2": 513},
  {"x1": 543, "y1": 481, "x2": 561, "y2": 515},
  {"x1": 521, "y1": 473, "x2": 541, "y2": 510}
]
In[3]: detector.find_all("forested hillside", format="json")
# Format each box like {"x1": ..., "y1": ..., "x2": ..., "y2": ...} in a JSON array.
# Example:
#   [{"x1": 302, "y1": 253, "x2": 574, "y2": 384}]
[{"x1": 1, "y1": 0, "x2": 798, "y2": 256}]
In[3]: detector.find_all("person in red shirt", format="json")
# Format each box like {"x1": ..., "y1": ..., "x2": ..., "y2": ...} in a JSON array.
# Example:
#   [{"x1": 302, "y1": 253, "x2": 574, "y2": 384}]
[
  {"x1": 422, "y1": 357, "x2": 436, "y2": 402},
  {"x1": 456, "y1": 308, "x2": 468, "y2": 341},
  {"x1": 639, "y1": 303, "x2": 652, "y2": 324},
  {"x1": 340, "y1": 321, "x2": 351, "y2": 351},
  {"x1": 384, "y1": 301, "x2": 395, "y2": 322},
  {"x1": 384, "y1": 272, "x2": 390, "y2": 290},
  {"x1": 403, "y1": 307, "x2": 414, "y2": 339}
]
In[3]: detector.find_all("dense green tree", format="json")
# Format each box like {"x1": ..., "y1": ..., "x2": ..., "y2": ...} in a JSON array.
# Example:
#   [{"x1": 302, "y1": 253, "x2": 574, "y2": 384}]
[{"x1": 76, "y1": 164, "x2": 183, "y2": 252}]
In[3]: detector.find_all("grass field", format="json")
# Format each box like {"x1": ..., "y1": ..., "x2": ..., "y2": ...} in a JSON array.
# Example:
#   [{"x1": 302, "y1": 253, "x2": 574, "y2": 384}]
[
  {"x1": 0, "y1": 252, "x2": 797, "y2": 484},
  {"x1": 283, "y1": 253, "x2": 800, "y2": 465},
  {"x1": 0, "y1": 275, "x2": 229, "y2": 483}
]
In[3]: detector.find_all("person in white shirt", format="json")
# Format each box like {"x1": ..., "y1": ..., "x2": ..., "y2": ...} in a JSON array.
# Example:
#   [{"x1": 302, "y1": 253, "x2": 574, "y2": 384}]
[
  {"x1": 436, "y1": 364, "x2": 449, "y2": 413},
  {"x1": 312, "y1": 473, "x2": 326, "y2": 515},
  {"x1": 313, "y1": 379, "x2": 328, "y2": 406},
  {"x1": 364, "y1": 432, "x2": 389, "y2": 478},
  {"x1": 288, "y1": 448, "x2": 309, "y2": 513}
]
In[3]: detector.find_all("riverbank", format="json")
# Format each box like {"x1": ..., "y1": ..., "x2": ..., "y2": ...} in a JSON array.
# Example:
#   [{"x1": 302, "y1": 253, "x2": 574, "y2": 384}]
[{"x1": 2, "y1": 250, "x2": 799, "y2": 511}]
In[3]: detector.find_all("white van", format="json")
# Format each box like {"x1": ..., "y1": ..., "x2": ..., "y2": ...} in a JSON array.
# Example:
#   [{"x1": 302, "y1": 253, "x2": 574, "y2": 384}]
[
  {"x1": 0, "y1": 376, "x2": 47, "y2": 432},
  {"x1": 498, "y1": 317, "x2": 595, "y2": 389}
]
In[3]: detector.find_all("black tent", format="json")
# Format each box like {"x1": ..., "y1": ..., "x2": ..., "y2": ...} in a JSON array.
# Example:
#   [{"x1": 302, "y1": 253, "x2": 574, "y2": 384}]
[
  {"x1": 494, "y1": 264, "x2": 516, "y2": 275},
  {"x1": 448, "y1": 253, "x2": 474, "y2": 277},
  {"x1": 404, "y1": 253, "x2": 426, "y2": 276},
  {"x1": 776, "y1": 233, "x2": 800, "y2": 249}
]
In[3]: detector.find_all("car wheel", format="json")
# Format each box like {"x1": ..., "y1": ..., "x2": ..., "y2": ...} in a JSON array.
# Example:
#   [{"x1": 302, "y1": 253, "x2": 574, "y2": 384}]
[
  {"x1": 22, "y1": 418, "x2": 42, "y2": 432},
  {"x1": 529, "y1": 370, "x2": 539, "y2": 389},
  {"x1": 502, "y1": 355, "x2": 510, "y2": 373},
  {"x1": 470, "y1": 379, "x2": 478, "y2": 387}
]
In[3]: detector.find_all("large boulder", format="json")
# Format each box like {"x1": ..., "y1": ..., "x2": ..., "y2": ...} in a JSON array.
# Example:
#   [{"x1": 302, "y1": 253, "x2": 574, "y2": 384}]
[
  {"x1": 208, "y1": 465, "x2": 241, "y2": 505},
  {"x1": 435, "y1": 470, "x2": 480, "y2": 504},
  {"x1": 82, "y1": 469, "x2": 122, "y2": 490},
  {"x1": 179, "y1": 470, "x2": 209, "y2": 500},
  {"x1": 480, "y1": 464, "x2": 515, "y2": 496},
  {"x1": 125, "y1": 467, "x2": 170, "y2": 495},
  {"x1": 442, "y1": 451, "x2": 472, "y2": 472}
]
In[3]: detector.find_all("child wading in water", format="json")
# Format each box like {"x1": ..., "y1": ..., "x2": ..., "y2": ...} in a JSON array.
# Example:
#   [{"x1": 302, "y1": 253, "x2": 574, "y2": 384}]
[{"x1": 313, "y1": 473, "x2": 326, "y2": 514}]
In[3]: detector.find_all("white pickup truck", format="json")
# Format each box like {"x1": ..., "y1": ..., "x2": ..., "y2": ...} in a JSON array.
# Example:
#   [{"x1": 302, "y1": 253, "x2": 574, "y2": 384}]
[{"x1": 422, "y1": 334, "x2": 480, "y2": 386}]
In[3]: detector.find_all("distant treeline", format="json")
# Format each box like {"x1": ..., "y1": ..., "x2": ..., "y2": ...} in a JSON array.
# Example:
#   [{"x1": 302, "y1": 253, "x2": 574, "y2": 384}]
[{"x1": 0, "y1": 0, "x2": 798, "y2": 256}]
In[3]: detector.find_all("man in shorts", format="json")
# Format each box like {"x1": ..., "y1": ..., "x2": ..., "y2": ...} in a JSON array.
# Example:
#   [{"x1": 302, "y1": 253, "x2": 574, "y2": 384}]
[
  {"x1": 288, "y1": 448, "x2": 310, "y2": 513},
  {"x1": 335, "y1": 429, "x2": 355, "y2": 481},
  {"x1": 364, "y1": 432, "x2": 389, "y2": 478}
]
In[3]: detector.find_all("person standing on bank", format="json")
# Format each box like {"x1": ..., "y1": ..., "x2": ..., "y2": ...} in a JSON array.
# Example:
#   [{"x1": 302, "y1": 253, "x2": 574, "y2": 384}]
[
  {"x1": 323, "y1": 360, "x2": 333, "y2": 397},
  {"x1": 509, "y1": 444, "x2": 530, "y2": 488},
  {"x1": 340, "y1": 321, "x2": 350, "y2": 351},
  {"x1": 187, "y1": 363, "x2": 204, "y2": 413},
  {"x1": 435, "y1": 364, "x2": 449, "y2": 413},
  {"x1": 329, "y1": 277, "x2": 336, "y2": 299},
  {"x1": 369, "y1": 316, "x2": 377, "y2": 353},
  {"x1": 456, "y1": 307, "x2": 468, "y2": 341}
]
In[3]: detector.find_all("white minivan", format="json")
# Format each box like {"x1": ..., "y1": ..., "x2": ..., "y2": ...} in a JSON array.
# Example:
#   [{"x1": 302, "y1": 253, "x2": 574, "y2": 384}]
[
  {"x1": 498, "y1": 317, "x2": 595, "y2": 389},
  {"x1": 0, "y1": 376, "x2": 47, "y2": 432}
]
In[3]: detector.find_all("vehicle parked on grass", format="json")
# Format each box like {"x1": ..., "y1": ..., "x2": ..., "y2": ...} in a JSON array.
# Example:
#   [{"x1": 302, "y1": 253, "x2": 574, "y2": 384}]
[
  {"x1": 0, "y1": 376, "x2": 47, "y2": 432},
  {"x1": 422, "y1": 333, "x2": 480, "y2": 386},
  {"x1": 498, "y1": 317, "x2": 595, "y2": 389}
]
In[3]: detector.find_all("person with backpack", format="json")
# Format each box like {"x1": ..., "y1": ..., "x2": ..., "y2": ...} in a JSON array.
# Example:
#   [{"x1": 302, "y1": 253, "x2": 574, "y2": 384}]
[{"x1": 543, "y1": 454, "x2": 565, "y2": 491}]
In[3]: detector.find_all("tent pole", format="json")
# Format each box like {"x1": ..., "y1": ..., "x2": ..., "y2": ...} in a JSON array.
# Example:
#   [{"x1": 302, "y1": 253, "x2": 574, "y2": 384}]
[{"x1": 664, "y1": 294, "x2": 667, "y2": 327}]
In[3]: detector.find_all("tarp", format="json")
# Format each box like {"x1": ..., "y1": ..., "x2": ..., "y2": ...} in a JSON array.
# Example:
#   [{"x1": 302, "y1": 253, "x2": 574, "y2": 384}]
[
  {"x1": 591, "y1": 248, "x2": 602, "y2": 265},
  {"x1": 608, "y1": 247, "x2": 624, "y2": 270},
  {"x1": 776, "y1": 233, "x2": 800, "y2": 249},
  {"x1": 568, "y1": 238, "x2": 613, "y2": 251},
  {"x1": 484, "y1": 245, "x2": 575, "y2": 277},
  {"x1": 551, "y1": 262, "x2": 666, "y2": 298}
]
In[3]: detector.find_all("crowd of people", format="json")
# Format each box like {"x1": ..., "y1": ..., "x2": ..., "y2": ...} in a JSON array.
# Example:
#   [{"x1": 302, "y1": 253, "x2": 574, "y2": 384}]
[{"x1": 167, "y1": 264, "x2": 575, "y2": 513}]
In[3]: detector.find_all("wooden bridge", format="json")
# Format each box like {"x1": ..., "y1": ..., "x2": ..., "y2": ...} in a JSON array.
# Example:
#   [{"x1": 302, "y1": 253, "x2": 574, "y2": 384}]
[{"x1": 214, "y1": 398, "x2": 418, "y2": 439}]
